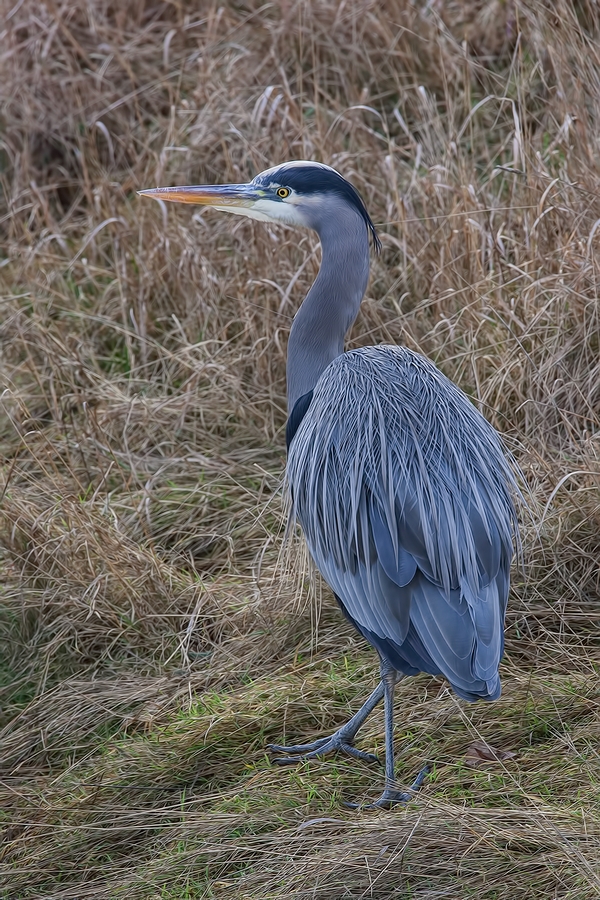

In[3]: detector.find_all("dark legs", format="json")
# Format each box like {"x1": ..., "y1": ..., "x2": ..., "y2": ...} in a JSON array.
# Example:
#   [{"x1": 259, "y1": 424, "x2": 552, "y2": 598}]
[
  {"x1": 361, "y1": 661, "x2": 429, "y2": 808},
  {"x1": 269, "y1": 659, "x2": 429, "y2": 808},
  {"x1": 268, "y1": 680, "x2": 384, "y2": 765}
]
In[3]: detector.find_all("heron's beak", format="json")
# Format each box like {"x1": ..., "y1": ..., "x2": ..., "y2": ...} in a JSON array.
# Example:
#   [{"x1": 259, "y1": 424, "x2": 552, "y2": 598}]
[{"x1": 138, "y1": 183, "x2": 262, "y2": 211}]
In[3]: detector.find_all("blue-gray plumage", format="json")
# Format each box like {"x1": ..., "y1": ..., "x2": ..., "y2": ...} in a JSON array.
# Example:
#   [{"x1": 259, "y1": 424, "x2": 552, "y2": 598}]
[
  {"x1": 139, "y1": 160, "x2": 519, "y2": 808},
  {"x1": 288, "y1": 346, "x2": 514, "y2": 702}
]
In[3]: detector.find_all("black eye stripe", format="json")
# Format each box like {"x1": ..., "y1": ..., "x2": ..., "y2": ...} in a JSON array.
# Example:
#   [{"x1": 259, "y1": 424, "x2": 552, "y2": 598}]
[{"x1": 256, "y1": 164, "x2": 380, "y2": 252}]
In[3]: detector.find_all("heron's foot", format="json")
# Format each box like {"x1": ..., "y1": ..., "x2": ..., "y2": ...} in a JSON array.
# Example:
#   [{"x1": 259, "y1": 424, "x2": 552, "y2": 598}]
[
  {"x1": 345, "y1": 764, "x2": 430, "y2": 810},
  {"x1": 268, "y1": 730, "x2": 380, "y2": 766}
]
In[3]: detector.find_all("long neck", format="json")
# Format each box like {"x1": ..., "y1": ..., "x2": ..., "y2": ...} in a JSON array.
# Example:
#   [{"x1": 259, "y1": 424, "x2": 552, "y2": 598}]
[{"x1": 286, "y1": 205, "x2": 370, "y2": 411}]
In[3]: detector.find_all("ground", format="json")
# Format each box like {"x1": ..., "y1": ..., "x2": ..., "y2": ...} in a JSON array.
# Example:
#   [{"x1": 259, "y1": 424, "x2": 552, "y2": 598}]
[{"x1": 1, "y1": 1, "x2": 600, "y2": 897}]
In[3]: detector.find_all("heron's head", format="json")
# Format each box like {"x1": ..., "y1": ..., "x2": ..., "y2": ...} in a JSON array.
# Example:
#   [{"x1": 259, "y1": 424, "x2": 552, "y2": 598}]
[{"x1": 139, "y1": 160, "x2": 381, "y2": 251}]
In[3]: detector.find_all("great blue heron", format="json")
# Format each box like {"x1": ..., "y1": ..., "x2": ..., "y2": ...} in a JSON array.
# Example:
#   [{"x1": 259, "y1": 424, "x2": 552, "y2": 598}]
[{"x1": 140, "y1": 161, "x2": 519, "y2": 807}]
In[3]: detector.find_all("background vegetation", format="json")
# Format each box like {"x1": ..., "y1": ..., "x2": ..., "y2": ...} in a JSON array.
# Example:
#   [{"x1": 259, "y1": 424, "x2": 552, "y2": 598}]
[{"x1": 1, "y1": 0, "x2": 600, "y2": 896}]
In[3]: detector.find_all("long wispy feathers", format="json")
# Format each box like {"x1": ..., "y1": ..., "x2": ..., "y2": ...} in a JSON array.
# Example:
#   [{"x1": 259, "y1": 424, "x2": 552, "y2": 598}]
[{"x1": 287, "y1": 345, "x2": 520, "y2": 700}]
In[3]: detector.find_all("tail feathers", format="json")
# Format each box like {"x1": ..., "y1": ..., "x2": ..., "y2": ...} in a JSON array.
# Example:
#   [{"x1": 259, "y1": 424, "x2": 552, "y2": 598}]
[
  {"x1": 452, "y1": 675, "x2": 501, "y2": 702},
  {"x1": 404, "y1": 574, "x2": 504, "y2": 701},
  {"x1": 335, "y1": 583, "x2": 503, "y2": 702},
  {"x1": 460, "y1": 577, "x2": 502, "y2": 682}
]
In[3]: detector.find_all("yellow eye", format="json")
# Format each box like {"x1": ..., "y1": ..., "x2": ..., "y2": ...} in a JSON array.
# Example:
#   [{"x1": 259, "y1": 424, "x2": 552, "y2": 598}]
[{"x1": 276, "y1": 187, "x2": 290, "y2": 198}]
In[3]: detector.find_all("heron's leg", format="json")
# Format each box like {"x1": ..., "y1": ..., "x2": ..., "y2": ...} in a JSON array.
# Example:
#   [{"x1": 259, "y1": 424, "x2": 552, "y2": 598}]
[
  {"x1": 268, "y1": 680, "x2": 384, "y2": 766},
  {"x1": 351, "y1": 661, "x2": 429, "y2": 809}
]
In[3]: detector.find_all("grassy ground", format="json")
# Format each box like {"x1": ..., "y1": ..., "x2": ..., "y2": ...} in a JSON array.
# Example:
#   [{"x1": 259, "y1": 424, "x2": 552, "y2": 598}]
[{"x1": 1, "y1": 0, "x2": 600, "y2": 896}]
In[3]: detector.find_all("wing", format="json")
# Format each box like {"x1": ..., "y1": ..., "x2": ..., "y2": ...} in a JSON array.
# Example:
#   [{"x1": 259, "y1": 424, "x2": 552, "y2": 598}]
[
  {"x1": 312, "y1": 482, "x2": 512, "y2": 701},
  {"x1": 286, "y1": 345, "x2": 519, "y2": 702}
]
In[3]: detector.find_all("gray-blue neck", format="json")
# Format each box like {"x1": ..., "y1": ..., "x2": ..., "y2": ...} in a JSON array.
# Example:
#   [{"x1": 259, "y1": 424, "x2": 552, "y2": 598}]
[{"x1": 286, "y1": 202, "x2": 371, "y2": 411}]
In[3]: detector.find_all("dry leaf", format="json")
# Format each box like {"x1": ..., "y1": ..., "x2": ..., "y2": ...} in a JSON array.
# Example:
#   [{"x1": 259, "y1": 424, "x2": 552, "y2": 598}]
[{"x1": 465, "y1": 740, "x2": 517, "y2": 769}]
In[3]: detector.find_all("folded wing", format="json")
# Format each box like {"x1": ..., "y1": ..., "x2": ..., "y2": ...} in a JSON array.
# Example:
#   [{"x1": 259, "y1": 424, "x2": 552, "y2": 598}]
[{"x1": 286, "y1": 346, "x2": 518, "y2": 702}]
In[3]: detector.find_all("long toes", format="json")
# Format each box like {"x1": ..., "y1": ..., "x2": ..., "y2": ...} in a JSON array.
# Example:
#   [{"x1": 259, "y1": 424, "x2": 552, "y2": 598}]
[
  {"x1": 339, "y1": 744, "x2": 381, "y2": 765},
  {"x1": 267, "y1": 735, "x2": 382, "y2": 766},
  {"x1": 370, "y1": 791, "x2": 411, "y2": 809},
  {"x1": 271, "y1": 755, "x2": 310, "y2": 766},
  {"x1": 344, "y1": 790, "x2": 409, "y2": 810},
  {"x1": 345, "y1": 765, "x2": 430, "y2": 809},
  {"x1": 267, "y1": 738, "x2": 329, "y2": 755},
  {"x1": 271, "y1": 748, "x2": 327, "y2": 765},
  {"x1": 409, "y1": 764, "x2": 430, "y2": 791}
]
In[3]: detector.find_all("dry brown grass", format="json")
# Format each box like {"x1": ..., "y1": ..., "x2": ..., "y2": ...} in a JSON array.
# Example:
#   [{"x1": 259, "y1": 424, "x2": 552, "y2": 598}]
[{"x1": 1, "y1": 0, "x2": 600, "y2": 897}]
